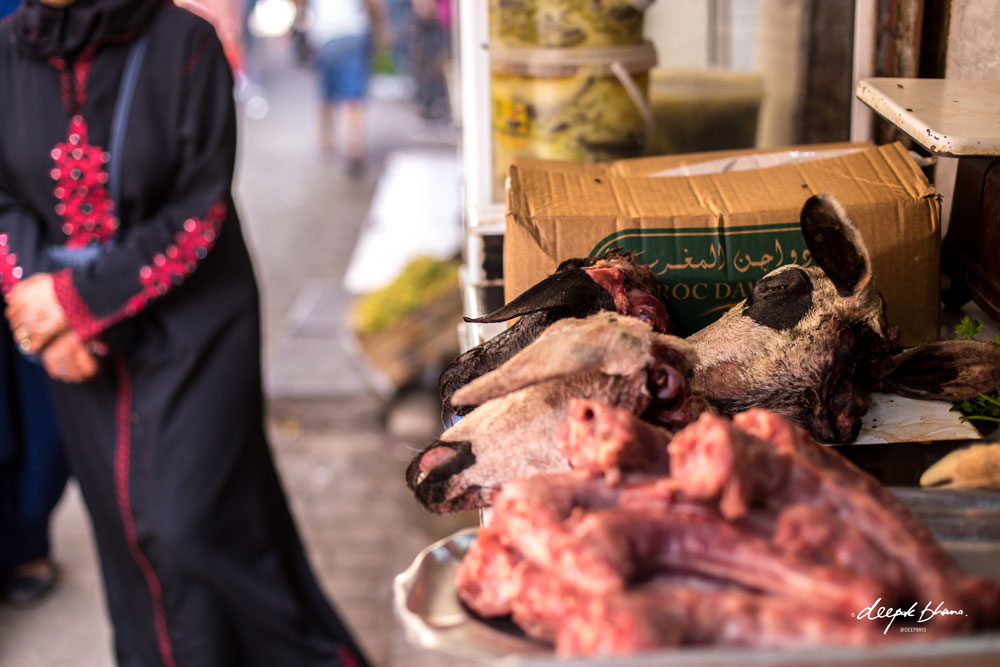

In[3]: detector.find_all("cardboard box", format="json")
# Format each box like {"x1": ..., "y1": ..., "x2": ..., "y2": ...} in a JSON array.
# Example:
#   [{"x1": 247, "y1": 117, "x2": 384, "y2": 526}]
[
  {"x1": 505, "y1": 142, "x2": 941, "y2": 346},
  {"x1": 509, "y1": 141, "x2": 869, "y2": 178}
]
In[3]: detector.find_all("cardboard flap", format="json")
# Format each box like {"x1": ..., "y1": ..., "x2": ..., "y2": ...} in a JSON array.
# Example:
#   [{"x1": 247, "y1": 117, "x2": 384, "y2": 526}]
[
  {"x1": 511, "y1": 143, "x2": 933, "y2": 221},
  {"x1": 505, "y1": 142, "x2": 940, "y2": 346}
]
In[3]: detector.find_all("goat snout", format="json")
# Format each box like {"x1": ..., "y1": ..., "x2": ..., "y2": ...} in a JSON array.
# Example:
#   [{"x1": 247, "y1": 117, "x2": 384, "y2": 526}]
[{"x1": 419, "y1": 446, "x2": 457, "y2": 474}]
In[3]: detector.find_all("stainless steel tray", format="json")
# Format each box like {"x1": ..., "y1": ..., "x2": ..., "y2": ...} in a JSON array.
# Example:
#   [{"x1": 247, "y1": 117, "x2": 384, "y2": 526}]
[{"x1": 393, "y1": 490, "x2": 1000, "y2": 666}]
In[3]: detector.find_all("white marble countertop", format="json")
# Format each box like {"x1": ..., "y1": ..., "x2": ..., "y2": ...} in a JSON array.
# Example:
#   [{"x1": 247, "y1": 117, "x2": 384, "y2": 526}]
[{"x1": 856, "y1": 77, "x2": 1000, "y2": 156}]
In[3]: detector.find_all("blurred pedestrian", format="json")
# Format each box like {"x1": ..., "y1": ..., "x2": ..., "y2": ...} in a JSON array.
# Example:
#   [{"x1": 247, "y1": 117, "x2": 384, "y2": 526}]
[
  {"x1": 308, "y1": 0, "x2": 388, "y2": 177},
  {"x1": 409, "y1": 0, "x2": 449, "y2": 121},
  {"x1": 0, "y1": 316, "x2": 67, "y2": 606},
  {"x1": 1, "y1": 0, "x2": 368, "y2": 665},
  {"x1": 385, "y1": 0, "x2": 412, "y2": 77},
  {"x1": 0, "y1": 0, "x2": 67, "y2": 611}
]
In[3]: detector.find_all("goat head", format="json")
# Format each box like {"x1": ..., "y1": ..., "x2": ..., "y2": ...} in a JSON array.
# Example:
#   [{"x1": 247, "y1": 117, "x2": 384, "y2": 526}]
[
  {"x1": 688, "y1": 193, "x2": 1000, "y2": 444},
  {"x1": 408, "y1": 313, "x2": 697, "y2": 513},
  {"x1": 439, "y1": 249, "x2": 671, "y2": 416}
]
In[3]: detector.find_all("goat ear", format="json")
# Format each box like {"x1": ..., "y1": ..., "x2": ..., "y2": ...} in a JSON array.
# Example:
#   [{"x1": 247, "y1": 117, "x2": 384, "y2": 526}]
[
  {"x1": 450, "y1": 314, "x2": 664, "y2": 406},
  {"x1": 800, "y1": 194, "x2": 872, "y2": 297},
  {"x1": 464, "y1": 268, "x2": 611, "y2": 324},
  {"x1": 879, "y1": 340, "x2": 1000, "y2": 401}
]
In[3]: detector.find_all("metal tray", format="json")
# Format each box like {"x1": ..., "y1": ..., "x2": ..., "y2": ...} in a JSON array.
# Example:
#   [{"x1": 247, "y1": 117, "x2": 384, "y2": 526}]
[{"x1": 394, "y1": 490, "x2": 1000, "y2": 666}]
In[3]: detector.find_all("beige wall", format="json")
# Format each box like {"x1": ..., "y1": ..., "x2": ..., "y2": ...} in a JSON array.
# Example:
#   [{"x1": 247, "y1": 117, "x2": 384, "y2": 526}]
[
  {"x1": 753, "y1": 0, "x2": 807, "y2": 147},
  {"x1": 644, "y1": 0, "x2": 711, "y2": 68},
  {"x1": 947, "y1": 0, "x2": 1000, "y2": 79},
  {"x1": 935, "y1": 0, "x2": 1000, "y2": 233}
]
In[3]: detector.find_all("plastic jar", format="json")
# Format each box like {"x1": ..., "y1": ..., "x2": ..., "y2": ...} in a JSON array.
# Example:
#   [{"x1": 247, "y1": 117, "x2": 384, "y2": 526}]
[
  {"x1": 490, "y1": 0, "x2": 656, "y2": 48},
  {"x1": 491, "y1": 41, "x2": 657, "y2": 196},
  {"x1": 647, "y1": 68, "x2": 764, "y2": 155}
]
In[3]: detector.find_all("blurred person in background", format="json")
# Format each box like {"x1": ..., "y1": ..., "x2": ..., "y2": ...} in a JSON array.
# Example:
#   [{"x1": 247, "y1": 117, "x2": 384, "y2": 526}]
[
  {"x1": 0, "y1": 0, "x2": 68, "y2": 610},
  {"x1": 308, "y1": 0, "x2": 388, "y2": 178},
  {"x1": 0, "y1": 324, "x2": 67, "y2": 606},
  {"x1": 409, "y1": 0, "x2": 449, "y2": 122},
  {"x1": 385, "y1": 0, "x2": 411, "y2": 78},
  {"x1": 0, "y1": 0, "x2": 368, "y2": 664}
]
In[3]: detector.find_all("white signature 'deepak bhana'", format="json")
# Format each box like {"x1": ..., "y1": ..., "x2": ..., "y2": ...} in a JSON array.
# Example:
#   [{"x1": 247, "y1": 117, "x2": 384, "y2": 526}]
[{"x1": 853, "y1": 598, "x2": 966, "y2": 634}]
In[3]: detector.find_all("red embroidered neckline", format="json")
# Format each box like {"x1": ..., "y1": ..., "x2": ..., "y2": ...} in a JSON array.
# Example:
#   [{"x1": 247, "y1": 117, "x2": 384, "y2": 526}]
[
  {"x1": 47, "y1": 49, "x2": 118, "y2": 248},
  {"x1": 50, "y1": 115, "x2": 118, "y2": 248}
]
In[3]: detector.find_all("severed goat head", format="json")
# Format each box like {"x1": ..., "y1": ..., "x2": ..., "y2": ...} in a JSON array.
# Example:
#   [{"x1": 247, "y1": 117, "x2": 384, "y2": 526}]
[
  {"x1": 407, "y1": 313, "x2": 698, "y2": 513},
  {"x1": 439, "y1": 249, "x2": 671, "y2": 416},
  {"x1": 688, "y1": 194, "x2": 1000, "y2": 443}
]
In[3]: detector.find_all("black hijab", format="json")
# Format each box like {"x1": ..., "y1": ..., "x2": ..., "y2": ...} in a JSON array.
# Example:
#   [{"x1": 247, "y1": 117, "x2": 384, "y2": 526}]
[{"x1": 12, "y1": 0, "x2": 161, "y2": 59}]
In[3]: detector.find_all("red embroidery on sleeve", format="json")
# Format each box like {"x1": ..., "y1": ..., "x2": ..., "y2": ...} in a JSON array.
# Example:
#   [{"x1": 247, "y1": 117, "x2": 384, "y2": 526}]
[
  {"x1": 126, "y1": 201, "x2": 226, "y2": 316},
  {"x1": 52, "y1": 201, "x2": 227, "y2": 341},
  {"x1": 52, "y1": 268, "x2": 103, "y2": 340},
  {"x1": 0, "y1": 233, "x2": 25, "y2": 296}
]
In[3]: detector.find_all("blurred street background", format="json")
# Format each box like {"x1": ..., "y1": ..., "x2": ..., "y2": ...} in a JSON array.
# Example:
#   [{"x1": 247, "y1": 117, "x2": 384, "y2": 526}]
[{"x1": 0, "y1": 29, "x2": 473, "y2": 667}]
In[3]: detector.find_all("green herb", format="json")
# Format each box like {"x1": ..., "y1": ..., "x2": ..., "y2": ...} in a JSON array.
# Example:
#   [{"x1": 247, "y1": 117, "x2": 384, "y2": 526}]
[
  {"x1": 953, "y1": 394, "x2": 1000, "y2": 424},
  {"x1": 950, "y1": 317, "x2": 1000, "y2": 425},
  {"x1": 954, "y1": 315, "x2": 984, "y2": 340},
  {"x1": 352, "y1": 257, "x2": 459, "y2": 335}
]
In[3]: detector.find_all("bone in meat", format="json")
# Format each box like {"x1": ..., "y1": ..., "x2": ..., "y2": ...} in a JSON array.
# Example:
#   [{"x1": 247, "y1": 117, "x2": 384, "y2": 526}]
[
  {"x1": 455, "y1": 409, "x2": 1000, "y2": 654},
  {"x1": 455, "y1": 527, "x2": 521, "y2": 618},
  {"x1": 558, "y1": 398, "x2": 673, "y2": 477},
  {"x1": 490, "y1": 472, "x2": 883, "y2": 616},
  {"x1": 556, "y1": 575, "x2": 890, "y2": 656},
  {"x1": 734, "y1": 409, "x2": 999, "y2": 629}
]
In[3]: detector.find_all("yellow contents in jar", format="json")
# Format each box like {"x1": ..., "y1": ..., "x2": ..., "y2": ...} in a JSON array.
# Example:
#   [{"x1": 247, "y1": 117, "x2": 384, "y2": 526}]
[
  {"x1": 490, "y1": 0, "x2": 647, "y2": 48},
  {"x1": 492, "y1": 67, "x2": 649, "y2": 194}
]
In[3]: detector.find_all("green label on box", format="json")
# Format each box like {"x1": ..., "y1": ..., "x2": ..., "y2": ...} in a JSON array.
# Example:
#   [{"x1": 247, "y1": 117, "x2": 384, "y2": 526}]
[{"x1": 589, "y1": 224, "x2": 813, "y2": 335}]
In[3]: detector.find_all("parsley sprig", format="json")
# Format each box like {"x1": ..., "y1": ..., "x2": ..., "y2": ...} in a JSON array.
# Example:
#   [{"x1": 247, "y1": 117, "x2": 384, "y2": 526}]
[{"x1": 951, "y1": 317, "x2": 1000, "y2": 424}]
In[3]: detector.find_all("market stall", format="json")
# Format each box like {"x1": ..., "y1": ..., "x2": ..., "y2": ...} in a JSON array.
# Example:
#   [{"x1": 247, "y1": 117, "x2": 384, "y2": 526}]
[{"x1": 395, "y1": 2, "x2": 1000, "y2": 663}]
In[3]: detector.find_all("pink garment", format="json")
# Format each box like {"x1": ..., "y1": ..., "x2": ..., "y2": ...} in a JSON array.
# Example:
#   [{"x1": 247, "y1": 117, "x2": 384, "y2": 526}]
[
  {"x1": 436, "y1": 0, "x2": 450, "y2": 32},
  {"x1": 174, "y1": 0, "x2": 245, "y2": 73}
]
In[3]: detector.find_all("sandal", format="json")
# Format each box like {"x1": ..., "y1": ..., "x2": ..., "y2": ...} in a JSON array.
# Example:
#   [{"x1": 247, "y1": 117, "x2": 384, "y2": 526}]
[{"x1": 3, "y1": 558, "x2": 58, "y2": 606}]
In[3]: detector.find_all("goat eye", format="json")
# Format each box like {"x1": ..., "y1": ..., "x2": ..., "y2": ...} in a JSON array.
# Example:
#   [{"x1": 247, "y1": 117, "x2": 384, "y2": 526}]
[{"x1": 743, "y1": 267, "x2": 813, "y2": 330}]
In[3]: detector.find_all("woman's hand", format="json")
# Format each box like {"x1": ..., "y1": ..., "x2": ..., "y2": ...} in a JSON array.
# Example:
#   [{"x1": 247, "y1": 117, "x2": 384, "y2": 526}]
[
  {"x1": 40, "y1": 330, "x2": 99, "y2": 383},
  {"x1": 5, "y1": 273, "x2": 68, "y2": 354}
]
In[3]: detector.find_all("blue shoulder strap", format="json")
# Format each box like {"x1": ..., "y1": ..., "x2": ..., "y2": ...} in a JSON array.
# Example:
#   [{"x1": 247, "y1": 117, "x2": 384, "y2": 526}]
[{"x1": 107, "y1": 31, "x2": 150, "y2": 210}]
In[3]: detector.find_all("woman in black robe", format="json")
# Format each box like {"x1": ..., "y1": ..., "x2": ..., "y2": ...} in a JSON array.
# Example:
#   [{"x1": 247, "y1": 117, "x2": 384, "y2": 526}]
[{"x1": 0, "y1": 1, "x2": 368, "y2": 665}]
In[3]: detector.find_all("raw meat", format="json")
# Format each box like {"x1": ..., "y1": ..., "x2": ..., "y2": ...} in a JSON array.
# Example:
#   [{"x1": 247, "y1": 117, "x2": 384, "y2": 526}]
[{"x1": 455, "y1": 409, "x2": 1000, "y2": 656}]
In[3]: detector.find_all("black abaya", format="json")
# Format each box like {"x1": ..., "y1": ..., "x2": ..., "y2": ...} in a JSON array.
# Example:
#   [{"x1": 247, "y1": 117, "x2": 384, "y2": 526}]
[{"x1": 0, "y1": 4, "x2": 367, "y2": 666}]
